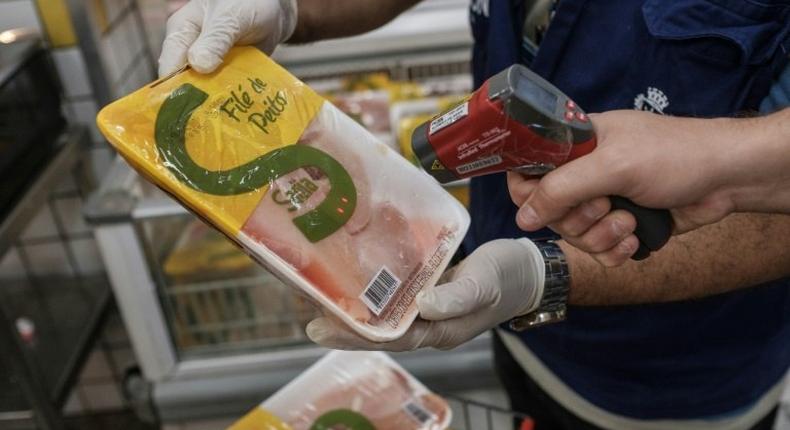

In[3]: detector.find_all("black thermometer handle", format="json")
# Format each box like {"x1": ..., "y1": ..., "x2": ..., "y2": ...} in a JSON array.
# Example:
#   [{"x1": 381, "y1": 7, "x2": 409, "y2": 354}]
[{"x1": 609, "y1": 196, "x2": 673, "y2": 260}]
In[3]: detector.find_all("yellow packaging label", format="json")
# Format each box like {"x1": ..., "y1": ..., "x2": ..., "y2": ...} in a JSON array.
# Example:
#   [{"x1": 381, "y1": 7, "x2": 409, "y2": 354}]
[
  {"x1": 97, "y1": 47, "x2": 324, "y2": 239},
  {"x1": 227, "y1": 408, "x2": 291, "y2": 430}
]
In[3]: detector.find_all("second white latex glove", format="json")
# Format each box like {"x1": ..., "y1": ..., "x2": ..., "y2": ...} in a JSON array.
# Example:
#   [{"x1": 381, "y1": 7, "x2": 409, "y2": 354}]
[
  {"x1": 306, "y1": 238, "x2": 546, "y2": 351},
  {"x1": 158, "y1": 0, "x2": 297, "y2": 76}
]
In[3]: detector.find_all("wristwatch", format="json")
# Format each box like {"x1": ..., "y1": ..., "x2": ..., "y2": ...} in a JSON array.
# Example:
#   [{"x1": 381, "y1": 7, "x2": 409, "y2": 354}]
[{"x1": 509, "y1": 241, "x2": 570, "y2": 331}]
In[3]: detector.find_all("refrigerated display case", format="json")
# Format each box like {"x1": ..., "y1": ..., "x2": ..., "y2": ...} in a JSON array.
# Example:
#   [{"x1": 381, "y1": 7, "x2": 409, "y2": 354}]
[{"x1": 84, "y1": 1, "x2": 503, "y2": 424}]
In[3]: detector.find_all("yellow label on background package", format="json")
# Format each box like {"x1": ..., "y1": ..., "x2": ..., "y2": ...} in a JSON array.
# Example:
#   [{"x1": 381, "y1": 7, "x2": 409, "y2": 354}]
[
  {"x1": 228, "y1": 351, "x2": 451, "y2": 430},
  {"x1": 227, "y1": 407, "x2": 291, "y2": 430}
]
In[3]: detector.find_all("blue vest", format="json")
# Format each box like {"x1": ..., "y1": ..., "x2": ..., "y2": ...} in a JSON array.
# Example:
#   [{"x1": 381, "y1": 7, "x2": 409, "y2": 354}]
[{"x1": 468, "y1": 0, "x2": 790, "y2": 419}]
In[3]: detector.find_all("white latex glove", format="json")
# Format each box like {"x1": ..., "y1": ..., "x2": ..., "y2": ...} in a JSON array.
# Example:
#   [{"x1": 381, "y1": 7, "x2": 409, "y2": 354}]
[
  {"x1": 158, "y1": 0, "x2": 298, "y2": 76},
  {"x1": 306, "y1": 238, "x2": 546, "y2": 351}
]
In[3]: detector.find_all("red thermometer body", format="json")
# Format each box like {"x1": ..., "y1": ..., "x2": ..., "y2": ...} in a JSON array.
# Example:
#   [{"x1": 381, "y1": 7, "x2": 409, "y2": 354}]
[{"x1": 412, "y1": 64, "x2": 672, "y2": 260}]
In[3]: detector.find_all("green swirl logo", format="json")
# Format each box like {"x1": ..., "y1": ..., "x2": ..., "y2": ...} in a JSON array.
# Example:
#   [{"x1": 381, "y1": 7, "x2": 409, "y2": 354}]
[
  {"x1": 310, "y1": 409, "x2": 376, "y2": 430},
  {"x1": 154, "y1": 83, "x2": 357, "y2": 243}
]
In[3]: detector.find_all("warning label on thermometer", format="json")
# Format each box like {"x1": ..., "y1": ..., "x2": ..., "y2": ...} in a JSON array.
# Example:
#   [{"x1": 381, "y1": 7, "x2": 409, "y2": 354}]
[{"x1": 429, "y1": 102, "x2": 468, "y2": 135}]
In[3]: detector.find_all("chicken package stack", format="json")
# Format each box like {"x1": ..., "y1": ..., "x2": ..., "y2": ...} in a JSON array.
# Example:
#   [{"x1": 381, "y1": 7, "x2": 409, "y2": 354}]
[
  {"x1": 96, "y1": 47, "x2": 469, "y2": 341},
  {"x1": 228, "y1": 351, "x2": 451, "y2": 430}
]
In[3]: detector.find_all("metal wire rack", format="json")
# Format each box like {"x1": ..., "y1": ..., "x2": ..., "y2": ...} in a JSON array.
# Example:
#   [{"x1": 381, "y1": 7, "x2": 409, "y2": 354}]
[
  {"x1": 163, "y1": 274, "x2": 318, "y2": 357},
  {"x1": 134, "y1": 214, "x2": 320, "y2": 358},
  {"x1": 446, "y1": 395, "x2": 534, "y2": 430},
  {"x1": 0, "y1": 128, "x2": 113, "y2": 429}
]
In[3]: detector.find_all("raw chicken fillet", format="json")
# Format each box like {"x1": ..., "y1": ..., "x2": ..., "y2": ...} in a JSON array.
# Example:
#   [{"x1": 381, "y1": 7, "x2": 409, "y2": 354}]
[
  {"x1": 259, "y1": 351, "x2": 452, "y2": 430},
  {"x1": 283, "y1": 367, "x2": 448, "y2": 430},
  {"x1": 241, "y1": 104, "x2": 456, "y2": 326}
]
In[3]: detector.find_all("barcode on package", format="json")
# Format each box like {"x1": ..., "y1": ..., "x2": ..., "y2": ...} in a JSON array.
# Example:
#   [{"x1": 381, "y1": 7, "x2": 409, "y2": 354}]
[
  {"x1": 360, "y1": 267, "x2": 402, "y2": 316},
  {"x1": 403, "y1": 400, "x2": 435, "y2": 425}
]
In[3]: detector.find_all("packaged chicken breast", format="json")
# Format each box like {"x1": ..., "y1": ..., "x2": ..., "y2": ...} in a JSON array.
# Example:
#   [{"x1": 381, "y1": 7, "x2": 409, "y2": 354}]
[
  {"x1": 229, "y1": 351, "x2": 451, "y2": 430},
  {"x1": 96, "y1": 47, "x2": 469, "y2": 342}
]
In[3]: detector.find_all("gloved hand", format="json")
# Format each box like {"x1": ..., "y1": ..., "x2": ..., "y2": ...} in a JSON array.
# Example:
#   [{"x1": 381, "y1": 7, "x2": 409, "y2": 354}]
[
  {"x1": 158, "y1": 0, "x2": 298, "y2": 76},
  {"x1": 306, "y1": 238, "x2": 546, "y2": 351}
]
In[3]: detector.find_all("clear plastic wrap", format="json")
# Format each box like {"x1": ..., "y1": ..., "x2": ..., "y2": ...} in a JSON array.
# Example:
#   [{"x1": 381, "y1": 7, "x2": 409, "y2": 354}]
[
  {"x1": 96, "y1": 47, "x2": 469, "y2": 341},
  {"x1": 229, "y1": 351, "x2": 451, "y2": 430}
]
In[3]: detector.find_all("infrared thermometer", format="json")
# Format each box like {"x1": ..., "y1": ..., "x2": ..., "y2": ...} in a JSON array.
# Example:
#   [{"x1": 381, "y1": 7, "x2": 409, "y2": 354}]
[{"x1": 411, "y1": 64, "x2": 672, "y2": 260}]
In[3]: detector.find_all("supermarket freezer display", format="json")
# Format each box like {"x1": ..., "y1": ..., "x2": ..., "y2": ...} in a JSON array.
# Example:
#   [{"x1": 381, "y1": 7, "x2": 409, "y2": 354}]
[{"x1": 145, "y1": 217, "x2": 318, "y2": 358}]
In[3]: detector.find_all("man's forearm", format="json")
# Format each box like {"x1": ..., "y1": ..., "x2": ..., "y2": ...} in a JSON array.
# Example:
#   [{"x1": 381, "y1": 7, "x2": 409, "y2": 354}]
[
  {"x1": 509, "y1": 108, "x2": 790, "y2": 267},
  {"x1": 724, "y1": 108, "x2": 790, "y2": 215},
  {"x1": 562, "y1": 213, "x2": 790, "y2": 306},
  {"x1": 289, "y1": 0, "x2": 422, "y2": 43}
]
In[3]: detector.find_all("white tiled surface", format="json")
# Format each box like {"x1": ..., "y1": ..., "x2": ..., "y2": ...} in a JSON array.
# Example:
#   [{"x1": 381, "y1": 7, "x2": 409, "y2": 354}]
[
  {"x1": 777, "y1": 379, "x2": 790, "y2": 430},
  {"x1": 53, "y1": 173, "x2": 79, "y2": 194},
  {"x1": 79, "y1": 382, "x2": 125, "y2": 410},
  {"x1": 108, "y1": 16, "x2": 135, "y2": 74},
  {"x1": 89, "y1": 147, "x2": 116, "y2": 180},
  {"x1": 120, "y1": 12, "x2": 145, "y2": 60},
  {"x1": 21, "y1": 204, "x2": 59, "y2": 240},
  {"x1": 103, "y1": 0, "x2": 133, "y2": 25},
  {"x1": 110, "y1": 346, "x2": 138, "y2": 370},
  {"x1": 104, "y1": 13, "x2": 144, "y2": 90},
  {"x1": 81, "y1": 350, "x2": 115, "y2": 381},
  {"x1": 95, "y1": 0, "x2": 160, "y2": 100},
  {"x1": 450, "y1": 388, "x2": 511, "y2": 430},
  {"x1": 119, "y1": 56, "x2": 154, "y2": 95},
  {"x1": 138, "y1": 0, "x2": 168, "y2": 59},
  {"x1": 130, "y1": 57, "x2": 154, "y2": 88},
  {"x1": 53, "y1": 197, "x2": 92, "y2": 235},
  {"x1": 103, "y1": 312, "x2": 133, "y2": 344},
  {"x1": 69, "y1": 99, "x2": 103, "y2": 143},
  {"x1": 0, "y1": 0, "x2": 41, "y2": 33},
  {"x1": 101, "y1": 34, "x2": 125, "y2": 88},
  {"x1": 778, "y1": 409, "x2": 789, "y2": 430},
  {"x1": 63, "y1": 390, "x2": 85, "y2": 416},
  {"x1": 783, "y1": 373, "x2": 790, "y2": 404},
  {"x1": 0, "y1": 248, "x2": 26, "y2": 280},
  {"x1": 22, "y1": 242, "x2": 74, "y2": 277},
  {"x1": 59, "y1": 310, "x2": 139, "y2": 416},
  {"x1": 68, "y1": 237, "x2": 105, "y2": 276},
  {"x1": 454, "y1": 388, "x2": 508, "y2": 408},
  {"x1": 52, "y1": 47, "x2": 93, "y2": 98}
]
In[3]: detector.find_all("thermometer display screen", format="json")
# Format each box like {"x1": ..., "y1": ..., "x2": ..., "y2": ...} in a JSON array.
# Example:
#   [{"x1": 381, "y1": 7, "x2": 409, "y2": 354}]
[{"x1": 515, "y1": 78, "x2": 558, "y2": 111}]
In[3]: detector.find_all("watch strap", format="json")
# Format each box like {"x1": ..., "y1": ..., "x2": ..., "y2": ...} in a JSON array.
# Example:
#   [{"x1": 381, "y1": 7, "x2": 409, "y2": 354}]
[{"x1": 509, "y1": 241, "x2": 570, "y2": 331}]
